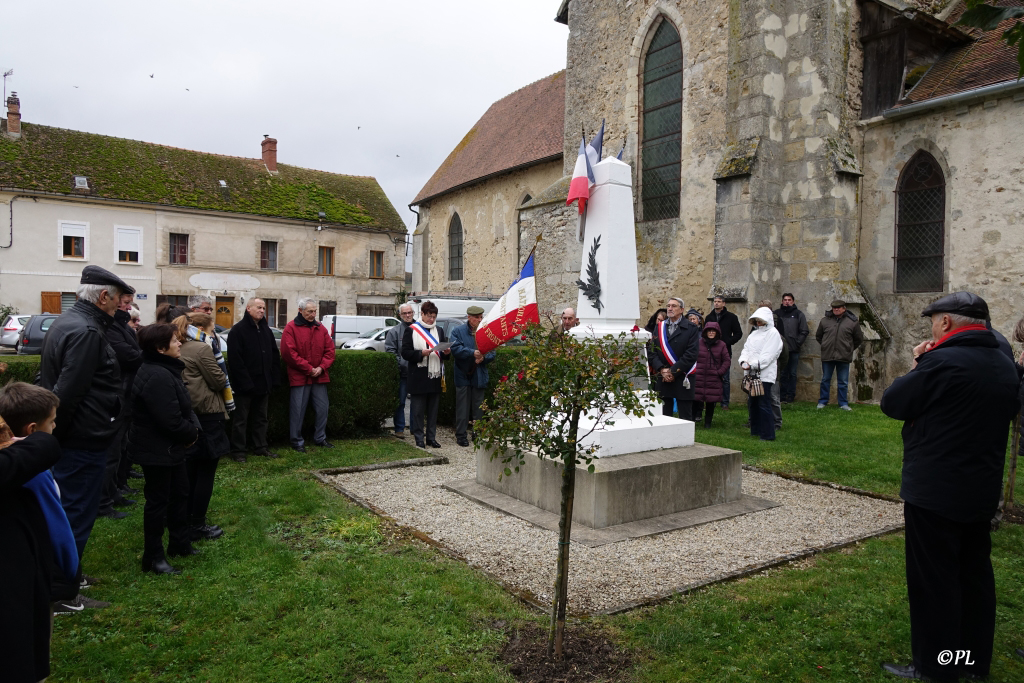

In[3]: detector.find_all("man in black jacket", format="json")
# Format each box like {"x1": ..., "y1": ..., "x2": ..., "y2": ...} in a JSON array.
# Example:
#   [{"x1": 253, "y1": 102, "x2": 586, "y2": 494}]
[
  {"x1": 704, "y1": 295, "x2": 742, "y2": 408},
  {"x1": 227, "y1": 298, "x2": 281, "y2": 461},
  {"x1": 774, "y1": 293, "x2": 809, "y2": 403},
  {"x1": 38, "y1": 266, "x2": 133, "y2": 568},
  {"x1": 647, "y1": 297, "x2": 701, "y2": 420},
  {"x1": 880, "y1": 292, "x2": 1019, "y2": 682}
]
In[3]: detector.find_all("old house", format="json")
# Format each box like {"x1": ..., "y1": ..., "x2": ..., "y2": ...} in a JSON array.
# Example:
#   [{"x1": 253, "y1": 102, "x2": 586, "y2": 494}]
[
  {"x1": 413, "y1": 0, "x2": 1024, "y2": 400},
  {"x1": 0, "y1": 93, "x2": 406, "y2": 327}
]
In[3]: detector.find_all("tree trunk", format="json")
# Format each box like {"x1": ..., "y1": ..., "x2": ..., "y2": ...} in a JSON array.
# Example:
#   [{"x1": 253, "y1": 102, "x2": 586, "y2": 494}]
[{"x1": 548, "y1": 410, "x2": 579, "y2": 659}]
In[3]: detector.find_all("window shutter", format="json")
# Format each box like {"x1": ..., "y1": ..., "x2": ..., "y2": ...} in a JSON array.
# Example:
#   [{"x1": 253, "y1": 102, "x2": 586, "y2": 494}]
[{"x1": 277, "y1": 299, "x2": 288, "y2": 328}]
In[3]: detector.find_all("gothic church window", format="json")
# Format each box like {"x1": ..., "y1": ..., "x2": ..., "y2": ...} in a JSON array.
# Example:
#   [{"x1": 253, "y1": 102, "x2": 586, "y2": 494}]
[
  {"x1": 895, "y1": 151, "x2": 944, "y2": 293},
  {"x1": 641, "y1": 19, "x2": 683, "y2": 221},
  {"x1": 448, "y1": 213, "x2": 463, "y2": 281}
]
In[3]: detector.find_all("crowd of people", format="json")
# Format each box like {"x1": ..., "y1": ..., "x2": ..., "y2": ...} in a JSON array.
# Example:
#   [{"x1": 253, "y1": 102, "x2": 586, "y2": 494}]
[{"x1": 1, "y1": 266, "x2": 341, "y2": 682}]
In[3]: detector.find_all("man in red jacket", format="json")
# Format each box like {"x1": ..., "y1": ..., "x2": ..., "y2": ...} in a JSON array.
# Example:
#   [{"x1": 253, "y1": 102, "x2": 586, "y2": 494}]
[{"x1": 280, "y1": 298, "x2": 336, "y2": 453}]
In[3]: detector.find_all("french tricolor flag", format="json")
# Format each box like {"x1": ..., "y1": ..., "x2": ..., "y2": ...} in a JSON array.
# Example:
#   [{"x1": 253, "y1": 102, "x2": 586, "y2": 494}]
[
  {"x1": 475, "y1": 252, "x2": 540, "y2": 354},
  {"x1": 566, "y1": 135, "x2": 594, "y2": 215}
]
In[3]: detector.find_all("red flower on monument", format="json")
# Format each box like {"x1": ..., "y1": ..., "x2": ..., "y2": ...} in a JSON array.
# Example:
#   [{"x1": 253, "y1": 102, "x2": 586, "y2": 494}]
[
  {"x1": 517, "y1": 372, "x2": 524, "y2": 380},
  {"x1": 631, "y1": 325, "x2": 640, "y2": 332},
  {"x1": 500, "y1": 375, "x2": 508, "y2": 383}
]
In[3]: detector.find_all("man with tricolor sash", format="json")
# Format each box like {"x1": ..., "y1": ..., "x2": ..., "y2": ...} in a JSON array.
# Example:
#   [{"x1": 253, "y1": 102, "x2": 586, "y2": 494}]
[{"x1": 646, "y1": 297, "x2": 701, "y2": 420}]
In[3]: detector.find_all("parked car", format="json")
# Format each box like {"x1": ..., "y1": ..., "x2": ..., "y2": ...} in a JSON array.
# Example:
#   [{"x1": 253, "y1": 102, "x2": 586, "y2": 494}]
[
  {"x1": 1, "y1": 314, "x2": 34, "y2": 352},
  {"x1": 17, "y1": 314, "x2": 60, "y2": 355},
  {"x1": 322, "y1": 315, "x2": 399, "y2": 347},
  {"x1": 340, "y1": 327, "x2": 388, "y2": 351}
]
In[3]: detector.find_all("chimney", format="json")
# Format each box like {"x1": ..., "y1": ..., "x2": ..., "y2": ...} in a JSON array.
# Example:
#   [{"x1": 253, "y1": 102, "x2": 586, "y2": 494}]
[
  {"x1": 261, "y1": 134, "x2": 278, "y2": 173},
  {"x1": 6, "y1": 92, "x2": 21, "y2": 139}
]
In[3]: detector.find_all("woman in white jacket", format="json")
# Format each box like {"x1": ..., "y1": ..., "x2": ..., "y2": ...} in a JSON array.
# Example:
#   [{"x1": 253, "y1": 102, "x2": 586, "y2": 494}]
[{"x1": 738, "y1": 306, "x2": 784, "y2": 441}]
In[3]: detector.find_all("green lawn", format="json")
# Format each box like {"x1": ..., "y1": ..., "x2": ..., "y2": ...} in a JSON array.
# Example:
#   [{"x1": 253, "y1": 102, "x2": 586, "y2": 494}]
[{"x1": 51, "y1": 404, "x2": 1024, "y2": 682}]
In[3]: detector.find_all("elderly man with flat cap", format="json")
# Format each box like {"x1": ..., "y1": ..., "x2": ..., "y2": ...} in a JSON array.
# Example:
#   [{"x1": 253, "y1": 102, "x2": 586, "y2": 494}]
[
  {"x1": 450, "y1": 305, "x2": 496, "y2": 447},
  {"x1": 38, "y1": 266, "x2": 135, "y2": 603},
  {"x1": 880, "y1": 292, "x2": 1019, "y2": 682}
]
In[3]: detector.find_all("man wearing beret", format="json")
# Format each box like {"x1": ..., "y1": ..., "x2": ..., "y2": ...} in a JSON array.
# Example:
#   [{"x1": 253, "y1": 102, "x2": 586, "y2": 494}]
[
  {"x1": 450, "y1": 306, "x2": 496, "y2": 447},
  {"x1": 880, "y1": 292, "x2": 1019, "y2": 682},
  {"x1": 38, "y1": 266, "x2": 133, "y2": 594},
  {"x1": 815, "y1": 299, "x2": 863, "y2": 410}
]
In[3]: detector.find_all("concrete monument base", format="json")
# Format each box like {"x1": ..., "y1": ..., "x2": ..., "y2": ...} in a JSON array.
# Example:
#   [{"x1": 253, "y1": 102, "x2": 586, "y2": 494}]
[{"x1": 468, "y1": 443, "x2": 770, "y2": 529}]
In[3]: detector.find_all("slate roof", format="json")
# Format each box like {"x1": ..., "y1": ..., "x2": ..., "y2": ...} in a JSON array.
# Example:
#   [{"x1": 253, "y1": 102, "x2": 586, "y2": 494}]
[
  {"x1": 411, "y1": 71, "x2": 565, "y2": 206},
  {"x1": 0, "y1": 121, "x2": 404, "y2": 231},
  {"x1": 900, "y1": 0, "x2": 1024, "y2": 106}
]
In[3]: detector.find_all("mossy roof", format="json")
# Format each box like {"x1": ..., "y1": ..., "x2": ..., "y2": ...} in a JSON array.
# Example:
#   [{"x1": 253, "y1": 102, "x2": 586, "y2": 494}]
[{"x1": 0, "y1": 121, "x2": 404, "y2": 231}]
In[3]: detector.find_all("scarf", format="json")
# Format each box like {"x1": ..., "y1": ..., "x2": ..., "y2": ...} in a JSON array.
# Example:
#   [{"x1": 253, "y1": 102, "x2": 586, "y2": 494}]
[
  {"x1": 24, "y1": 471, "x2": 79, "y2": 582},
  {"x1": 187, "y1": 324, "x2": 235, "y2": 412},
  {"x1": 410, "y1": 321, "x2": 443, "y2": 379}
]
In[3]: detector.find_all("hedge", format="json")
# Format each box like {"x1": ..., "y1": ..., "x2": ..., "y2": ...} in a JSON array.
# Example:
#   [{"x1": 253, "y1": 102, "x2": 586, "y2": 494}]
[{"x1": 0, "y1": 352, "x2": 399, "y2": 444}]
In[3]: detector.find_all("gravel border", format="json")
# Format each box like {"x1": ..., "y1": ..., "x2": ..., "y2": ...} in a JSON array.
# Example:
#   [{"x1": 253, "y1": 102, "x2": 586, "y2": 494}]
[{"x1": 321, "y1": 427, "x2": 905, "y2": 615}]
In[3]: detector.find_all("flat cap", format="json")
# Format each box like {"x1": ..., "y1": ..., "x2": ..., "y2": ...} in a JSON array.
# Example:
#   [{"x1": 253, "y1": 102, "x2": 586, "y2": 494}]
[
  {"x1": 920, "y1": 291, "x2": 989, "y2": 320},
  {"x1": 830, "y1": 299, "x2": 847, "y2": 308},
  {"x1": 80, "y1": 265, "x2": 135, "y2": 295},
  {"x1": 466, "y1": 305, "x2": 485, "y2": 315}
]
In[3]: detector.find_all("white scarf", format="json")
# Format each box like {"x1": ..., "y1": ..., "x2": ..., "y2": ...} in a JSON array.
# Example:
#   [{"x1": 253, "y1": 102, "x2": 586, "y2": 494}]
[{"x1": 410, "y1": 320, "x2": 443, "y2": 379}]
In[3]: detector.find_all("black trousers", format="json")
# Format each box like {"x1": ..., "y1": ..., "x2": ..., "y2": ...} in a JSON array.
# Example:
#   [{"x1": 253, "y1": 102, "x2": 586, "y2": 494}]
[
  {"x1": 186, "y1": 457, "x2": 220, "y2": 524},
  {"x1": 692, "y1": 401, "x2": 716, "y2": 426},
  {"x1": 904, "y1": 502, "x2": 995, "y2": 682},
  {"x1": 410, "y1": 393, "x2": 440, "y2": 443},
  {"x1": 662, "y1": 398, "x2": 692, "y2": 421},
  {"x1": 230, "y1": 392, "x2": 269, "y2": 454},
  {"x1": 140, "y1": 463, "x2": 191, "y2": 561}
]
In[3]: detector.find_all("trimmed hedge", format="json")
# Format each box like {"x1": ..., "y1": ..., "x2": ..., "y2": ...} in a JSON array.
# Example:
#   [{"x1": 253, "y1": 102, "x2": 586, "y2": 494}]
[{"x1": 0, "y1": 353, "x2": 399, "y2": 444}]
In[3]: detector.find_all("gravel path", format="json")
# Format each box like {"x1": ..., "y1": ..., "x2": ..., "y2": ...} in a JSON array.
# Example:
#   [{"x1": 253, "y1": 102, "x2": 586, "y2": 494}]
[{"x1": 326, "y1": 427, "x2": 903, "y2": 614}]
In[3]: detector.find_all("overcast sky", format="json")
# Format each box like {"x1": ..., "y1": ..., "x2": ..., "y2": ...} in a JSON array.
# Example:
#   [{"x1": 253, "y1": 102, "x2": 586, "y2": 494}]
[{"x1": 0, "y1": 0, "x2": 568, "y2": 245}]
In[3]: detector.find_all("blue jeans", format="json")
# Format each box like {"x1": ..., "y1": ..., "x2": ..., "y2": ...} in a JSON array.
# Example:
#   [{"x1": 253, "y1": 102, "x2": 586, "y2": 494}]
[
  {"x1": 721, "y1": 361, "x2": 732, "y2": 407},
  {"x1": 52, "y1": 447, "x2": 109, "y2": 560},
  {"x1": 748, "y1": 383, "x2": 775, "y2": 440},
  {"x1": 780, "y1": 351, "x2": 800, "y2": 402},
  {"x1": 289, "y1": 383, "x2": 329, "y2": 448},
  {"x1": 819, "y1": 361, "x2": 850, "y2": 406},
  {"x1": 394, "y1": 377, "x2": 408, "y2": 432}
]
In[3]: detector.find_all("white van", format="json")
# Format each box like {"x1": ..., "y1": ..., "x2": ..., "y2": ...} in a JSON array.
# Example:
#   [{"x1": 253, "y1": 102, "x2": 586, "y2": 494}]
[
  {"x1": 405, "y1": 296, "x2": 501, "y2": 319},
  {"x1": 321, "y1": 315, "x2": 399, "y2": 347}
]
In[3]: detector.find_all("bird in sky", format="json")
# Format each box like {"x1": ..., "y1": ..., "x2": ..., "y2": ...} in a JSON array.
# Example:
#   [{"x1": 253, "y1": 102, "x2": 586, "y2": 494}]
[
  {"x1": 395, "y1": 154, "x2": 400, "y2": 157},
  {"x1": 149, "y1": 73, "x2": 154, "y2": 78},
  {"x1": 357, "y1": 126, "x2": 361, "y2": 130},
  {"x1": 185, "y1": 88, "x2": 190, "y2": 91},
  {"x1": 73, "y1": 85, "x2": 78, "y2": 88}
]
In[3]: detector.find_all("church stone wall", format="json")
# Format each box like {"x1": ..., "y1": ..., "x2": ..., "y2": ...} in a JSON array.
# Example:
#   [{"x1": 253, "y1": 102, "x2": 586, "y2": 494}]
[
  {"x1": 858, "y1": 94, "x2": 1024, "y2": 389},
  {"x1": 413, "y1": 161, "x2": 563, "y2": 295}
]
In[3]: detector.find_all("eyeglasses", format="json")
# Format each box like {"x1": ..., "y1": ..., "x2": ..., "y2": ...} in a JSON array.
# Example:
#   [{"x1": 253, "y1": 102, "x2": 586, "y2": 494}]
[{"x1": 198, "y1": 306, "x2": 213, "y2": 313}]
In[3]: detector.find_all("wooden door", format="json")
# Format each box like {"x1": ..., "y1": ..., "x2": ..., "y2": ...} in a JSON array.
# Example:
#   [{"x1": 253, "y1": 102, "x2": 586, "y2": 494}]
[
  {"x1": 215, "y1": 297, "x2": 235, "y2": 328},
  {"x1": 41, "y1": 291, "x2": 61, "y2": 314}
]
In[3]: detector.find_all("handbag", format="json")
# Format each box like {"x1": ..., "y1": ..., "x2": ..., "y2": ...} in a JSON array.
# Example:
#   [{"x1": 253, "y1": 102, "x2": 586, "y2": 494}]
[{"x1": 742, "y1": 368, "x2": 764, "y2": 397}]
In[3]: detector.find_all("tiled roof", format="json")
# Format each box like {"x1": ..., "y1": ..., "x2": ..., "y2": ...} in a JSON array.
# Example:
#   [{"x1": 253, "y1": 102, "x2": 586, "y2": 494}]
[
  {"x1": 412, "y1": 71, "x2": 565, "y2": 206},
  {"x1": 0, "y1": 121, "x2": 404, "y2": 231},
  {"x1": 900, "y1": 0, "x2": 1024, "y2": 105}
]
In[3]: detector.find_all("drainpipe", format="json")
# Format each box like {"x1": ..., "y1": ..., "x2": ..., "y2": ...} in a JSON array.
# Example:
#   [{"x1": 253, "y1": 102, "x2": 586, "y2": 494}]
[
  {"x1": 3, "y1": 194, "x2": 20, "y2": 248},
  {"x1": 882, "y1": 80, "x2": 1024, "y2": 121}
]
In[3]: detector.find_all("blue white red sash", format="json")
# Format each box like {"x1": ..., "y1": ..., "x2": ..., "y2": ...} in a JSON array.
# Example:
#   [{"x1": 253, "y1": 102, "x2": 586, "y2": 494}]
[
  {"x1": 658, "y1": 320, "x2": 677, "y2": 365},
  {"x1": 411, "y1": 321, "x2": 439, "y2": 349}
]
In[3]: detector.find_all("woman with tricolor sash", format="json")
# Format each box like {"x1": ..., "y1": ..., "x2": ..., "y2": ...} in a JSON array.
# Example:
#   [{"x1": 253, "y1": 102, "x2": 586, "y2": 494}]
[
  {"x1": 646, "y1": 297, "x2": 701, "y2": 421},
  {"x1": 401, "y1": 301, "x2": 451, "y2": 449}
]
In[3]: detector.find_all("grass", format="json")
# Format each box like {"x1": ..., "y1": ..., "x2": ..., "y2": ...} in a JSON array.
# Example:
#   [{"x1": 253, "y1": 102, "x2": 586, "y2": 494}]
[{"x1": 51, "y1": 404, "x2": 1024, "y2": 682}]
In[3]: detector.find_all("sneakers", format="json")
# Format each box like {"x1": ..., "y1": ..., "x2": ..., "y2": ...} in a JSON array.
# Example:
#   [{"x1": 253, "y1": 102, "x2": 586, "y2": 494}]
[
  {"x1": 54, "y1": 593, "x2": 110, "y2": 614},
  {"x1": 816, "y1": 403, "x2": 826, "y2": 409},
  {"x1": 840, "y1": 405, "x2": 852, "y2": 411},
  {"x1": 80, "y1": 574, "x2": 101, "y2": 590}
]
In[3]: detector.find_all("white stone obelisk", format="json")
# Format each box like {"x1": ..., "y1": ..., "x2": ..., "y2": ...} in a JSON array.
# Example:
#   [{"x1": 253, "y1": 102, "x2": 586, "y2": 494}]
[{"x1": 567, "y1": 156, "x2": 693, "y2": 456}]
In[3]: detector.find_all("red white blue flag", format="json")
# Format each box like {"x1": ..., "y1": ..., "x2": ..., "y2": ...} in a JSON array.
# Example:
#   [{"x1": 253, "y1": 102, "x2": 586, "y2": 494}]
[
  {"x1": 585, "y1": 119, "x2": 604, "y2": 167},
  {"x1": 566, "y1": 135, "x2": 594, "y2": 215},
  {"x1": 475, "y1": 252, "x2": 540, "y2": 354}
]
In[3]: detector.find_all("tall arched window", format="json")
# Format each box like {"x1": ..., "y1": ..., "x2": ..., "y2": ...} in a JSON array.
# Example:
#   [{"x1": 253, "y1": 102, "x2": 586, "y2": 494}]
[
  {"x1": 448, "y1": 213, "x2": 463, "y2": 281},
  {"x1": 516, "y1": 194, "x2": 531, "y2": 269},
  {"x1": 641, "y1": 19, "x2": 683, "y2": 221},
  {"x1": 895, "y1": 151, "x2": 945, "y2": 292}
]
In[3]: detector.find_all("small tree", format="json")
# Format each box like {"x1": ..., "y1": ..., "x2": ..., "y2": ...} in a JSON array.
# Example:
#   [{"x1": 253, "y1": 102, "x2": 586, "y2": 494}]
[{"x1": 474, "y1": 320, "x2": 651, "y2": 659}]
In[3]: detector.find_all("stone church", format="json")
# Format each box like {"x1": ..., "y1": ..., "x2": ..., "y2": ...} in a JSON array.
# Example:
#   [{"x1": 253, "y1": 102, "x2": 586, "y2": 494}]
[{"x1": 411, "y1": 0, "x2": 1024, "y2": 401}]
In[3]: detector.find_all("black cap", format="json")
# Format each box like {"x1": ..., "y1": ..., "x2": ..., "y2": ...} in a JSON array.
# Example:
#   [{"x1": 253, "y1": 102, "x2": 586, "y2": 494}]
[
  {"x1": 920, "y1": 291, "x2": 989, "y2": 320},
  {"x1": 80, "y1": 265, "x2": 135, "y2": 295}
]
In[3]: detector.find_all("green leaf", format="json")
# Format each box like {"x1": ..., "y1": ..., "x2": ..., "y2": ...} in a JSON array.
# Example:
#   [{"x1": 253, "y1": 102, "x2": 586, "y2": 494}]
[
  {"x1": 956, "y1": 4, "x2": 1024, "y2": 32},
  {"x1": 504, "y1": 467, "x2": 512, "y2": 477},
  {"x1": 587, "y1": 464, "x2": 595, "y2": 473}
]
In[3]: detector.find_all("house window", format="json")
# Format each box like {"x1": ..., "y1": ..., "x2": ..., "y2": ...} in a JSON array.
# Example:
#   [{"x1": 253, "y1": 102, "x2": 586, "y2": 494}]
[
  {"x1": 895, "y1": 151, "x2": 945, "y2": 293},
  {"x1": 60, "y1": 222, "x2": 88, "y2": 260},
  {"x1": 370, "y1": 250, "x2": 384, "y2": 278},
  {"x1": 640, "y1": 19, "x2": 683, "y2": 222},
  {"x1": 448, "y1": 213, "x2": 463, "y2": 280},
  {"x1": 116, "y1": 227, "x2": 142, "y2": 264},
  {"x1": 517, "y1": 194, "x2": 532, "y2": 269},
  {"x1": 276, "y1": 299, "x2": 288, "y2": 328},
  {"x1": 264, "y1": 298, "x2": 277, "y2": 325},
  {"x1": 317, "y1": 246, "x2": 334, "y2": 276},
  {"x1": 169, "y1": 233, "x2": 189, "y2": 265},
  {"x1": 260, "y1": 241, "x2": 278, "y2": 270},
  {"x1": 156, "y1": 295, "x2": 189, "y2": 307},
  {"x1": 319, "y1": 300, "x2": 338, "y2": 317}
]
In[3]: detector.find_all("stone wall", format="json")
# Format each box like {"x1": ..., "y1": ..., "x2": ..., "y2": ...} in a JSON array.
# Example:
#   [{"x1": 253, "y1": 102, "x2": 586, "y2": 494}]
[
  {"x1": 412, "y1": 161, "x2": 563, "y2": 295},
  {"x1": 857, "y1": 92, "x2": 1024, "y2": 389}
]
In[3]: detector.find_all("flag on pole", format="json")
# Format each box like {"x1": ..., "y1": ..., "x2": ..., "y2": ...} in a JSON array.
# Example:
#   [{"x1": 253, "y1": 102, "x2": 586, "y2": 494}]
[
  {"x1": 585, "y1": 119, "x2": 605, "y2": 166},
  {"x1": 566, "y1": 136, "x2": 594, "y2": 215},
  {"x1": 475, "y1": 252, "x2": 540, "y2": 354}
]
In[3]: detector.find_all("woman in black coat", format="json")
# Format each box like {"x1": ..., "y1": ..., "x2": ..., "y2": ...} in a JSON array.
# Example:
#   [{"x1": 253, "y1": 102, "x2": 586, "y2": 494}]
[
  {"x1": 0, "y1": 430, "x2": 63, "y2": 683},
  {"x1": 128, "y1": 324, "x2": 200, "y2": 575},
  {"x1": 401, "y1": 301, "x2": 450, "y2": 449}
]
